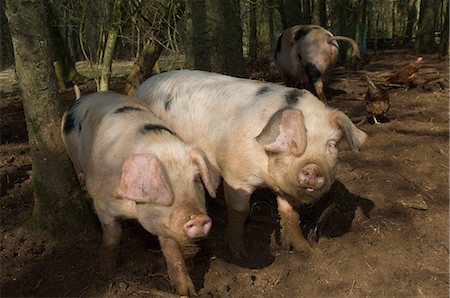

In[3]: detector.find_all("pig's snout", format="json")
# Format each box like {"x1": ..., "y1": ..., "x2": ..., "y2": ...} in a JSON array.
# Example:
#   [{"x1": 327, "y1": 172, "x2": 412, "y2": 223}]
[
  {"x1": 298, "y1": 163, "x2": 325, "y2": 191},
  {"x1": 183, "y1": 214, "x2": 212, "y2": 239}
]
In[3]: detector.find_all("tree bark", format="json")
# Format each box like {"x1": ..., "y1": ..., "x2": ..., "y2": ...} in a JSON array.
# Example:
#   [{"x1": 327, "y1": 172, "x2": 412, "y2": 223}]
[
  {"x1": 355, "y1": 0, "x2": 368, "y2": 57},
  {"x1": 440, "y1": 2, "x2": 449, "y2": 57},
  {"x1": 124, "y1": 0, "x2": 185, "y2": 96},
  {"x1": 405, "y1": 0, "x2": 418, "y2": 44},
  {"x1": 300, "y1": 0, "x2": 311, "y2": 24},
  {"x1": 318, "y1": 0, "x2": 327, "y2": 27},
  {"x1": 188, "y1": 0, "x2": 244, "y2": 77},
  {"x1": 5, "y1": 0, "x2": 94, "y2": 236},
  {"x1": 249, "y1": 0, "x2": 257, "y2": 60},
  {"x1": 282, "y1": 0, "x2": 302, "y2": 28},
  {"x1": 415, "y1": 0, "x2": 436, "y2": 53},
  {"x1": 47, "y1": 2, "x2": 85, "y2": 89},
  {"x1": 0, "y1": 6, "x2": 14, "y2": 70},
  {"x1": 99, "y1": 0, "x2": 123, "y2": 91},
  {"x1": 125, "y1": 40, "x2": 164, "y2": 96}
]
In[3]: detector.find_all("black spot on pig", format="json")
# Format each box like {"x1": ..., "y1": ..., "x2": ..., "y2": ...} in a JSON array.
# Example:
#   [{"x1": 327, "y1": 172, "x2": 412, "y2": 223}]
[
  {"x1": 114, "y1": 106, "x2": 144, "y2": 113},
  {"x1": 63, "y1": 100, "x2": 81, "y2": 134},
  {"x1": 298, "y1": 54, "x2": 302, "y2": 62},
  {"x1": 285, "y1": 89, "x2": 303, "y2": 105},
  {"x1": 274, "y1": 33, "x2": 283, "y2": 58},
  {"x1": 256, "y1": 85, "x2": 272, "y2": 96},
  {"x1": 305, "y1": 63, "x2": 322, "y2": 83},
  {"x1": 141, "y1": 123, "x2": 174, "y2": 136},
  {"x1": 164, "y1": 98, "x2": 172, "y2": 111},
  {"x1": 294, "y1": 27, "x2": 312, "y2": 41}
]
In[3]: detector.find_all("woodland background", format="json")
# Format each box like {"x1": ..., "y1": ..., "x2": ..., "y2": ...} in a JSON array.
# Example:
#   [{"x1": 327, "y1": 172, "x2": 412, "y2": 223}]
[{"x1": 0, "y1": 0, "x2": 449, "y2": 297}]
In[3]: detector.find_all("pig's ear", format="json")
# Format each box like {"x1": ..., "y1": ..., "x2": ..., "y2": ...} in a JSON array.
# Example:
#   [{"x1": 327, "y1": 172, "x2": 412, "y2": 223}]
[
  {"x1": 332, "y1": 111, "x2": 367, "y2": 152},
  {"x1": 190, "y1": 148, "x2": 220, "y2": 198},
  {"x1": 118, "y1": 154, "x2": 174, "y2": 206},
  {"x1": 256, "y1": 108, "x2": 307, "y2": 156}
]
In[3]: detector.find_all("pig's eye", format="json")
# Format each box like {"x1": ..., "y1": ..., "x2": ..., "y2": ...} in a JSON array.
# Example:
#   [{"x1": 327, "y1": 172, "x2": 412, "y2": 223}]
[{"x1": 327, "y1": 140, "x2": 338, "y2": 152}]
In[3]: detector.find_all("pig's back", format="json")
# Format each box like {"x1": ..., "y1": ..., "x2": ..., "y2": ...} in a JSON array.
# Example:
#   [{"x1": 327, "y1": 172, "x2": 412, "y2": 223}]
[
  {"x1": 134, "y1": 70, "x2": 288, "y2": 159},
  {"x1": 63, "y1": 92, "x2": 160, "y2": 173}
]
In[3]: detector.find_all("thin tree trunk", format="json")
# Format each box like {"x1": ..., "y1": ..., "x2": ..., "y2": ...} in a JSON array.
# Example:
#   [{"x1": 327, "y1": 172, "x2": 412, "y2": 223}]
[
  {"x1": 99, "y1": 0, "x2": 123, "y2": 91},
  {"x1": 355, "y1": 0, "x2": 367, "y2": 57},
  {"x1": 0, "y1": 6, "x2": 14, "y2": 70},
  {"x1": 268, "y1": 0, "x2": 275, "y2": 53},
  {"x1": 124, "y1": 1, "x2": 184, "y2": 96},
  {"x1": 125, "y1": 40, "x2": 164, "y2": 96},
  {"x1": 283, "y1": 0, "x2": 302, "y2": 28},
  {"x1": 405, "y1": 0, "x2": 418, "y2": 44},
  {"x1": 319, "y1": 0, "x2": 327, "y2": 27},
  {"x1": 440, "y1": 2, "x2": 449, "y2": 57},
  {"x1": 249, "y1": 0, "x2": 257, "y2": 60},
  {"x1": 47, "y1": 2, "x2": 85, "y2": 89},
  {"x1": 5, "y1": 0, "x2": 93, "y2": 236},
  {"x1": 415, "y1": 0, "x2": 437, "y2": 53},
  {"x1": 301, "y1": 0, "x2": 311, "y2": 24}
]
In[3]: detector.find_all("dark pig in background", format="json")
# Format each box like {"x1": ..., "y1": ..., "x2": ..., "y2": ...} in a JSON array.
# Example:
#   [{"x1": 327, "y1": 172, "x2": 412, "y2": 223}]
[
  {"x1": 274, "y1": 25, "x2": 361, "y2": 101},
  {"x1": 134, "y1": 70, "x2": 367, "y2": 259},
  {"x1": 61, "y1": 91, "x2": 220, "y2": 296}
]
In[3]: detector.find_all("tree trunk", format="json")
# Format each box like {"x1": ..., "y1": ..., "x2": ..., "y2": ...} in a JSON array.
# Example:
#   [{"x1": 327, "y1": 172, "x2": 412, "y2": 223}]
[
  {"x1": 300, "y1": 0, "x2": 311, "y2": 24},
  {"x1": 440, "y1": 2, "x2": 449, "y2": 57},
  {"x1": 405, "y1": 0, "x2": 418, "y2": 44},
  {"x1": 268, "y1": 0, "x2": 275, "y2": 53},
  {"x1": 415, "y1": 0, "x2": 436, "y2": 53},
  {"x1": 283, "y1": 0, "x2": 302, "y2": 28},
  {"x1": 0, "y1": 6, "x2": 14, "y2": 70},
  {"x1": 5, "y1": 0, "x2": 94, "y2": 236},
  {"x1": 217, "y1": 0, "x2": 244, "y2": 76},
  {"x1": 125, "y1": 40, "x2": 164, "y2": 96},
  {"x1": 332, "y1": 0, "x2": 357, "y2": 67},
  {"x1": 319, "y1": 0, "x2": 328, "y2": 27},
  {"x1": 99, "y1": 0, "x2": 123, "y2": 91},
  {"x1": 124, "y1": 0, "x2": 185, "y2": 96},
  {"x1": 188, "y1": 0, "x2": 244, "y2": 77},
  {"x1": 188, "y1": 0, "x2": 211, "y2": 71},
  {"x1": 355, "y1": 0, "x2": 368, "y2": 57},
  {"x1": 249, "y1": 0, "x2": 257, "y2": 60},
  {"x1": 47, "y1": 2, "x2": 85, "y2": 89}
]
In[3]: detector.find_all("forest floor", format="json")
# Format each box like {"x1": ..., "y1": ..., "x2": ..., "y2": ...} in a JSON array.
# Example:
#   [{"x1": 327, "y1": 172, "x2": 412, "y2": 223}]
[{"x1": 1, "y1": 49, "x2": 449, "y2": 297}]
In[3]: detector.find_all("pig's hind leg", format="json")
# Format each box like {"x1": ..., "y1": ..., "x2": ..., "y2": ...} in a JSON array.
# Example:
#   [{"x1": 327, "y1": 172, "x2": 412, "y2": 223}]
[
  {"x1": 223, "y1": 181, "x2": 252, "y2": 259},
  {"x1": 97, "y1": 213, "x2": 123, "y2": 277}
]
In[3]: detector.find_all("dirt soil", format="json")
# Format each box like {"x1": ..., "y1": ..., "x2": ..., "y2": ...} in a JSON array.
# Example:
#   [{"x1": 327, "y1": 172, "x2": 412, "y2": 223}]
[{"x1": 1, "y1": 49, "x2": 449, "y2": 297}]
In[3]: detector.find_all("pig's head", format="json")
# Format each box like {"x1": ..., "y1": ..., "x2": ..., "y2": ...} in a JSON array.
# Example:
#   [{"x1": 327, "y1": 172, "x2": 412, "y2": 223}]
[
  {"x1": 117, "y1": 145, "x2": 220, "y2": 244},
  {"x1": 257, "y1": 97, "x2": 367, "y2": 204}
]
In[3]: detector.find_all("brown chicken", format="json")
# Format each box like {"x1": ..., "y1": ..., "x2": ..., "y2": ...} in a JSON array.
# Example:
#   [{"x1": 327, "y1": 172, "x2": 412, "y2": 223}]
[
  {"x1": 385, "y1": 57, "x2": 423, "y2": 86},
  {"x1": 365, "y1": 76, "x2": 390, "y2": 124}
]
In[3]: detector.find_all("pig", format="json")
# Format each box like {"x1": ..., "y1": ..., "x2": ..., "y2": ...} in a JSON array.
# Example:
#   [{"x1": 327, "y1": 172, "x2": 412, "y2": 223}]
[
  {"x1": 133, "y1": 69, "x2": 367, "y2": 259},
  {"x1": 274, "y1": 25, "x2": 361, "y2": 101},
  {"x1": 61, "y1": 91, "x2": 220, "y2": 296}
]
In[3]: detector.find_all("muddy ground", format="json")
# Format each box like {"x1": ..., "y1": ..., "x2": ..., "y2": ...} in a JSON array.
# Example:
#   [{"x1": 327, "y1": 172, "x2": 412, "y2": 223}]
[{"x1": 1, "y1": 49, "x2": 449, "y2": 297}]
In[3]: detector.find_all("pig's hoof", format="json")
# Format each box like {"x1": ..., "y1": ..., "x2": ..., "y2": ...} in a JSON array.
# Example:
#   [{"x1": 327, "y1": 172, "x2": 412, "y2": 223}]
[
  {"x1": 98, "y1": 258, "x2": 116, "y2": 278},
  {"x1": 225, "y1": 231, "x2": 248, "y2": 259},
  {"x1": 226, "y1": 240, "x2": 248, "y2": 260},
  {"x1": 174, "y1": 279, "x2": 197, "y2": 297},
  {"x1": 280, "y1": 233, "x2": 312, "y2": 256}
]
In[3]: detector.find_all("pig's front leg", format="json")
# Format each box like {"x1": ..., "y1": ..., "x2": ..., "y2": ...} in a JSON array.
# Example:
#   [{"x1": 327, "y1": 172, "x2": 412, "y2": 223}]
[
  {"x1": 277, "y1": 195, "x2": 312, "y2": 254},
  {"x1": 159, "y1": 236, "x2": 196, "y2": 296},
  {"x1": 224, "y1": 181, "x2": 252, "y2": 259}
]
